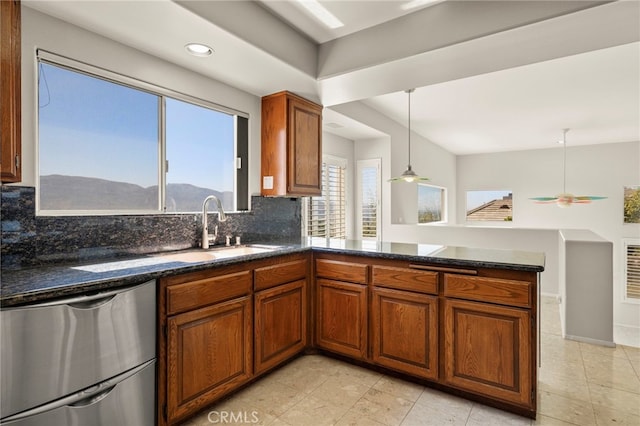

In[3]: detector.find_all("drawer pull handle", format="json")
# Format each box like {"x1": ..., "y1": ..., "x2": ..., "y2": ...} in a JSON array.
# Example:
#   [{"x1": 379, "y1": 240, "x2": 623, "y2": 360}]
[
  {"x1": 69, "y1": 385, "x2": 115, "y2": 407},
  {"x1": 67, "y1": 295, "x2": 117, "y2": 309},
  {"x1": 409, "y1": 264, "x2": 477, "y2": 275}
]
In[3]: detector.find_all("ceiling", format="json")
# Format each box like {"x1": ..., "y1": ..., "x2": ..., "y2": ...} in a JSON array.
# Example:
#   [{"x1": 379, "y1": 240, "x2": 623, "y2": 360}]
[{"x1": 24, "y1": 0, "x2": 640, "y2": 155}]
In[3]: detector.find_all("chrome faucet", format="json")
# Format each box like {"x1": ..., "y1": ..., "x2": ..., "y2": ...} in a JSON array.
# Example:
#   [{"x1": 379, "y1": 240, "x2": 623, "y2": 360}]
[{"x1": 201, "y1": 195, "x2": 227, "y2": 249}]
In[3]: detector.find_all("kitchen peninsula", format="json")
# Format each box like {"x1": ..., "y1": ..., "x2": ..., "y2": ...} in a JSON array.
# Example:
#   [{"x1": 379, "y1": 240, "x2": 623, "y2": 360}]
[{"x1": 1, "y1": 239, "x2": 544, "y2": 423}]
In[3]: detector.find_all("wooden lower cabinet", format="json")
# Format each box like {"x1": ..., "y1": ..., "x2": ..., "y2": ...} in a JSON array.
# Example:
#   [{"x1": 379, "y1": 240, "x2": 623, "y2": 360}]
[
  {"x1": 167, "y1": 296, "x2": 253, "y2": 423},
  {"x1": 157, "y1": 251, "x2": 538, "y2": 424},
  {"x1": 371, "y1": 287, "x2": 438, "y2": 379},
  {"x1": 254, "y1": 279, "x2": 307, "y2": 374},
  {"x1": 443, "y1": 298, "x2": 532, "y2": 407},
  {"x1": 316, "y1": 278, "x2": 368, "y2": 359}
]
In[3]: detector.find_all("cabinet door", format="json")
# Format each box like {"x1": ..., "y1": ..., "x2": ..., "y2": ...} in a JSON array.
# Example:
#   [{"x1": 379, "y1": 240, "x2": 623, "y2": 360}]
[
  {"x1": 371, "y1": 287, "x2": 438, "y2": 380},
  {"x1": 287, "y1": 96, "x2": 321, "y2": 196},
  {"x1": 443, "y1": 298, "x2": 532, "y2": 407},
  {"x1": 0, "y1": 0, "x2": 21, "y2": 183},
  {"x1": 316, "y1": 278, "x2": 367, "y2": 359},
  {"x1": 254, "y1": 279, "x2": 307, "y2": 374},
  {"x1": 167, "y1": 296, "x2": 252, "y2": 423}
]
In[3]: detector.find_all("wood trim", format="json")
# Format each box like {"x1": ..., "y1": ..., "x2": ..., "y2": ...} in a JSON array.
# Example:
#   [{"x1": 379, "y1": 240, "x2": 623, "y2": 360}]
[{"x1": 1, "y1": 0, "x2": 21, "y2": 183}]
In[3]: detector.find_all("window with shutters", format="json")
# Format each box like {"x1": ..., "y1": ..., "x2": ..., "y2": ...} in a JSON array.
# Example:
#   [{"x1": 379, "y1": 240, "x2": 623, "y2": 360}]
[
  {"x1": 357, "y1": 159, "x2": 381, "y2": 240},
  {"x1": 624, "y1": 239, "x2": 640, "y2": 302},
  {"x1": 305, "y1": 156, "x2": 346, "y2": 239}
]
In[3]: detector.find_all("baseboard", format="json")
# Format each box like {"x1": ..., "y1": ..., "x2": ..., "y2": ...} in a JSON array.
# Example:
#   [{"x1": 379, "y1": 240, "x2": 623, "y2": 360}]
[
  {"x1": 614, "y1": 324, "x2": 640, "y2": 348},
  {"x1": 564, "y1": 334, "x2": 615, "y2": 347}
]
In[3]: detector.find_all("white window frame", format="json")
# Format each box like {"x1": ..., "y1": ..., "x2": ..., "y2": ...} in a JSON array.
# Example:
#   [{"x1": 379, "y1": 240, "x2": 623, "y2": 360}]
[
  {"x1": 35, "y1": 50, "x2": 248, "y2": 216},
  {"x1": 417, "y1": 183, "x2": 447, "y2": 225},
  {"x1": 357, "y1": 158, "x2": 381, "y2": 241}
]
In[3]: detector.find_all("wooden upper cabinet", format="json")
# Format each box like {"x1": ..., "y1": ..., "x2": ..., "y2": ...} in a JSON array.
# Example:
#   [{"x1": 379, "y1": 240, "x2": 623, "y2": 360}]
[
  {"x1": 1, "y1": 0, "x2": 21, "y2": 183},
  {"x1": 261, "y1": 91, "x2": 322, "y2": 197}
]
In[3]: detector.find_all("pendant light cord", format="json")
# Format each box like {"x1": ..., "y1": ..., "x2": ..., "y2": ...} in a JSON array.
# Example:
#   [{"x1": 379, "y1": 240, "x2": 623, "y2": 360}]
[
  {"x1": 406, "y1": 89, "x2": 414, "y2": 167},
  {"x1": 562, "y1": 128, "x2": 569, "y2": 194}
]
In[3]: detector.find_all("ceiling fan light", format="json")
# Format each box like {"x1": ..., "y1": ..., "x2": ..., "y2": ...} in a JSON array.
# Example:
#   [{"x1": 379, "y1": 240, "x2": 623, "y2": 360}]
[{"x1": 530, "y1": 129, "x2": 606, "y2": 207}]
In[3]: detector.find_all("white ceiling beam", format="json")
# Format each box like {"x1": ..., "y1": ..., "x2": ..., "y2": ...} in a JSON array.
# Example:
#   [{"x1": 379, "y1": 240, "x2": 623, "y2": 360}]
[{"x1": 319, "y1": 1, "x2": 640, "y2": 107}]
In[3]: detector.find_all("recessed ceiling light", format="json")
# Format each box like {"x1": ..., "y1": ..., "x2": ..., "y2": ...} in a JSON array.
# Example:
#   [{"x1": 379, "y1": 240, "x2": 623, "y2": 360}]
[
  {"x1": 295, "y1": 0, "x2": 344, "y2": 29},
  {"x1": 185, "y1": 43, "x2": 213, "y2": 57}
]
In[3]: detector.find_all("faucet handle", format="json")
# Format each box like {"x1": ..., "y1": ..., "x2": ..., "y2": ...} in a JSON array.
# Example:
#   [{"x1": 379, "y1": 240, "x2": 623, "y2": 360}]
[{"x1": 225, "y1": 235, "x2": 232, "y2": 246}]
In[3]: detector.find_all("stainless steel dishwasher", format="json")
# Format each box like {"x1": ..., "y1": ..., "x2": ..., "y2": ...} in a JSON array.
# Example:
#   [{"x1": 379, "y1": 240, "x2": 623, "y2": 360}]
[{"x1": 0, "y1": 280, "x2": 156, "y2": 425}]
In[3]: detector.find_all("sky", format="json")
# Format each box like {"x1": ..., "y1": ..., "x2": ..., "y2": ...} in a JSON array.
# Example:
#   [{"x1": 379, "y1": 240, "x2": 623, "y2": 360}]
[{"x1": 38, "y1": 62, "x2": 234, "y2": 192}]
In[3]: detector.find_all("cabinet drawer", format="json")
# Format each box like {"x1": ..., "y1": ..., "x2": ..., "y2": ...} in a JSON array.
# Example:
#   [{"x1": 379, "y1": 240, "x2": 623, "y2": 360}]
[
  {"x1": 254, "y1": 259, "x2": 307, "y2": 291},
  {"x1": 372, "y1": 266, "x2": 438, "y2": 294},
  {"x1": 444, "y1": 274, "x2": 531, "y2": 308},
  {"x1": 316, "y1": 259, "x2": 368, "y2": 284},
  {"x1": 167, "y1": 271, "x2": 252, "y2": 315}
]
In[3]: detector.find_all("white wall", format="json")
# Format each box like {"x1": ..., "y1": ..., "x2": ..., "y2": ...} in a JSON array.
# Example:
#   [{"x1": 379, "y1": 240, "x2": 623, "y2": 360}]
[
  {"x1": 456, "y1": 141, "x2": 640, "y2": 345},
  {"x1": 322, "y1": 132, "x2": 355, "y2": 239},
  {"x1": 331, "y1": 102, "x2": 457, "y2": 225},
  {"x1": 20, "y1": 7, "x2": 262, "y2": 199},
  {"x1": 340, "y1": 97, "x2": 639, "y2": 343}
]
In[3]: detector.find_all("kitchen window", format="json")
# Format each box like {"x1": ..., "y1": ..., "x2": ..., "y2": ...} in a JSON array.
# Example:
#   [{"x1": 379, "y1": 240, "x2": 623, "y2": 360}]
[
  {"x1": 418, "y1": 183, "x2": 446, "y2": 224},
  {"x1": 305, "y1": 156, "x2": 347, "y2": 239},
  {"x1": 36, "y1": 51, "x2": 248, "y2": 215}
]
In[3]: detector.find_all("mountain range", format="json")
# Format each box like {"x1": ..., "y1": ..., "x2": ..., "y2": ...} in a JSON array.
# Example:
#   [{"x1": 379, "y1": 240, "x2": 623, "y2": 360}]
[{"x1": 40, "y1": 175, "x2": 233, "y2": 212}]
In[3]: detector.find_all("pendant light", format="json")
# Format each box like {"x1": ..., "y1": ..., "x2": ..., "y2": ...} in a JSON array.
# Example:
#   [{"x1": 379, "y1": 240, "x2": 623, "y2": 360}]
[
  {"x1": 530, "y1": 128, "x2": 606, "y2": 207},
  {"x1": 388, "y1": 89, "x2": 430, "y2": 183}
]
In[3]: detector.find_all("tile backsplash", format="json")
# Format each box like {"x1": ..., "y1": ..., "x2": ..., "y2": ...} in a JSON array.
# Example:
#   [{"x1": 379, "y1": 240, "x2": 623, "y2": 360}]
[{"x1": 1, "y1": 185, "x2": 302, "y2": 269}]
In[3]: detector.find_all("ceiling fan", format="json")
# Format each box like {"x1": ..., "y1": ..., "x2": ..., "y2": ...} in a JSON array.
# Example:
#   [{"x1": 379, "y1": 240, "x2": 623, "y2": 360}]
[{"x1": 530, "y1": 129, "x2": 607, "y2": 207}]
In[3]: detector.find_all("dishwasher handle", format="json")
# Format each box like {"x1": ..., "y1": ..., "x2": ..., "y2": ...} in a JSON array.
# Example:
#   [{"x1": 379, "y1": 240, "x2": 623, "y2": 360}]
[
  {"x1": 0, "y1": 360, "x2": 154, "y2": 423},
  {"x1": 6, "y1": 280, "x2": 154, "y2": 310}
]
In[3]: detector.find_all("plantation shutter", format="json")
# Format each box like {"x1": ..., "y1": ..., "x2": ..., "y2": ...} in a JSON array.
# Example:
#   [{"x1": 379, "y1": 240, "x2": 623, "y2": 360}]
[
  {"x1": 359, "y1": 161, "x2": 380, "y2": 239},
  {"x1": 625, "y1": 240, "x2": 640, "y2": 300},
  {"x1": 307, "y1": 156, "x2": 346, "y2": 239}
]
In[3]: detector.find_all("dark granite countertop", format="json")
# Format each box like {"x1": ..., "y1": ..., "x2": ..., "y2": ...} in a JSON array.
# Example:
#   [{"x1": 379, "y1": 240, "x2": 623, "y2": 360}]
[
  {"x1": 307, "y1": 239, "x2": 545, "y2": 272},
  {"x1": 1, "y1": 238, "x2": 544, "y2": 307}
]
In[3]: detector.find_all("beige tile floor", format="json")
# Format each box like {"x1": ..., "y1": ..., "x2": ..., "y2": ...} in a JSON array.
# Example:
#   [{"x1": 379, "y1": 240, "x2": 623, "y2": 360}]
[{"x1": 184, "y1": 296, "x2": 640, "y2": 425}]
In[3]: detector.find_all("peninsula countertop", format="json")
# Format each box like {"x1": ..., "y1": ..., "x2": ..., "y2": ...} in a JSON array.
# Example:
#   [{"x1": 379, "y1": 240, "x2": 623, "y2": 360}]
[{"x1": 1, "y1": 238, "x2": 545, "y2": 307}]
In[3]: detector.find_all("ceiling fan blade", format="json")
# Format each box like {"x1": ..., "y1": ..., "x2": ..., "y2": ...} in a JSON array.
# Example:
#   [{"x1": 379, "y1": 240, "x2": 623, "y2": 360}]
[{"x1": 529, "y1": 197, "x2": 558, "y2": 202}]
